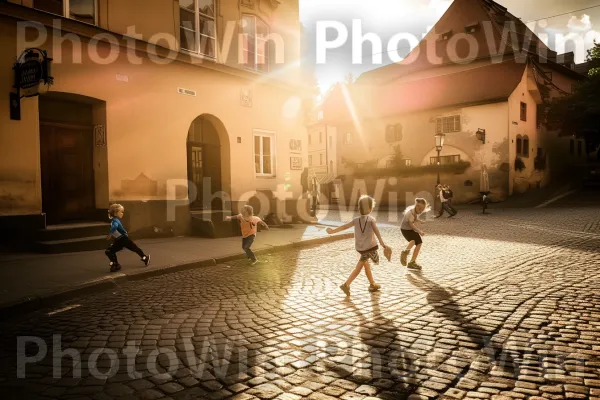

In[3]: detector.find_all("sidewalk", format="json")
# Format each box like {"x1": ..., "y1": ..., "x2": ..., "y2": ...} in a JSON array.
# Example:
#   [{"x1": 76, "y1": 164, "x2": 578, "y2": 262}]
[{"x1": 0, "y1": 224, "x2": 352, "y2": 318}]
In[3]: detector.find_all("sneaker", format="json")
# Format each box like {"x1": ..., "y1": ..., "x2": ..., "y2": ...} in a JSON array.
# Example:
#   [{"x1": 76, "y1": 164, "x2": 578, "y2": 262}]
[
  {"x1": 400, "y1": 250, "x2": 410, "y2": 266},
  {"x1": 109, "y1": 262, "x2": 122, "y2": 272},
  {"x1": 407, "y1": 261, "x2": 422, "y2": 270},
  {"x1": 369, "y1": 283, "x2": 381, "y2": 292},
  {"x1": 142, "y1": 255, "x2": 151, "y2": 266},
  {"x1": 339, "y1": 283, "x2": 350, "y2": 296},
  {"x1": 251, "y1": 259, "x2": 259, "y2": 265}
]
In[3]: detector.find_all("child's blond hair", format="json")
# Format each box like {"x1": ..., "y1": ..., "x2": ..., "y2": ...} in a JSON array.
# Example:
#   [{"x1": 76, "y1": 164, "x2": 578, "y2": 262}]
[
  {"x1": 358, "y1": 195, "x2": 375, "y2": 216},
  {"x1": 242, "y1": 205, "x2": 254, "y2": 217},
  {"x1": 108, "y1": 204, "x2": 124, "y2": 220},
  {"x1": 404, "y1": 198, "x2": 431, "y2": 215}
]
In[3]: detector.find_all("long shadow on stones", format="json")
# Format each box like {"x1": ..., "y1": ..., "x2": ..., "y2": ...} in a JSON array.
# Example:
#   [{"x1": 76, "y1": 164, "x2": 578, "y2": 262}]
[
  {"x1": 0, "y1": 247, "x2": 305, "y2": 400},
  {"x1": 406, "y1": 270, "x2": 520, "y2": 382},
  {"x1": 320, "y1": 294, "x2": 417, "y2": 399}
]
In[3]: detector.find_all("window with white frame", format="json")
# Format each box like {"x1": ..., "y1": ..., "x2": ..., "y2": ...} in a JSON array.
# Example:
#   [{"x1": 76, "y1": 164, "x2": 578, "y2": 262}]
[
  {"x1": 344, "y1": 132, "x2": 353, "y2": 145},
  {"x1": 436, "y1": 116, "x2": 461, "y2": 134},
  {"x1": 241, "y1": 15, "x2": 269, "y2": 73},
  {"x1": 254, "y1": 130, "x2": 275, "y2": 176},
  {"x1": 179, "y1": 0, "x2": 216, "y2": 58},
  {"x1": 33, "y1": 0, "x2": 96, "y2": 24}
]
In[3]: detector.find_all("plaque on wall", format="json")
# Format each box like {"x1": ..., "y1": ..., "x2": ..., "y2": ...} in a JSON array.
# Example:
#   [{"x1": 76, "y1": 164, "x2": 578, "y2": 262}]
[
  {"x1": 241, "y1": 0, "x2": 255, "y2": 9},
  {"x1": 290, "y1": 156, "x2": 302, "y2": 170},
  {"x1": 289, "y1": 139, "x2": 302, "y2": 153},
  {"x1": 241, "y1": 88, "x2": 252, "y2": 107},
  {"x1": 94, "y1": 125, "x2": 106, "y2": 146}
]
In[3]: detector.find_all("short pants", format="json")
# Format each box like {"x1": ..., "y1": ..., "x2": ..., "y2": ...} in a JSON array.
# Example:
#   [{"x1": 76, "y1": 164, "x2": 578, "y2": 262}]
[
  {"x1": 401, "y1": 229, "x2": 423, "y2": 246},
  {"x1": 357, "y1": 246, "x2": 380, "y2": 264}
]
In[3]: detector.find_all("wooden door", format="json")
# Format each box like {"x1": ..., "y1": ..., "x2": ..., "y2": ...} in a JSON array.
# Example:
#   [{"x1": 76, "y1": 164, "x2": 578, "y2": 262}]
[
  {"x1": 203, "y1": 143, "x2": 222, "y2": 210},
  {"x1": 187, "y1": 143, "x2": 204, "y2": 209},
  {"x1": 40, "y1": 123, "x2": 95, "y2": 224}
]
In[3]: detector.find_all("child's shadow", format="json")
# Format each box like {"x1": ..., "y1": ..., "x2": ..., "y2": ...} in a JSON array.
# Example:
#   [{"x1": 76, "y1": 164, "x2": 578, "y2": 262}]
[
  {"x1": 324, "y1": 294, "x2": 415, "y2": 387},
  {"x1": 406, "y1": 271, "x2": 518, "y2": 373}
]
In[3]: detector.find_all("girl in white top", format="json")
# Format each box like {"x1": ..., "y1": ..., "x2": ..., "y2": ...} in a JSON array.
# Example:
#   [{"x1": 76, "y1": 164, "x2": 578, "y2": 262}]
[{"x1": 326, "y1": 195, "x2": 390, "y2": 296}]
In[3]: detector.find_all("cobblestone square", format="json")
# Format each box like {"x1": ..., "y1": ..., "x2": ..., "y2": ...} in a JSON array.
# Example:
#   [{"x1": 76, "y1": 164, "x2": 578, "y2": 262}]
[{"x1": 1, "y1": 205, "x2": 600, "y2": 400}]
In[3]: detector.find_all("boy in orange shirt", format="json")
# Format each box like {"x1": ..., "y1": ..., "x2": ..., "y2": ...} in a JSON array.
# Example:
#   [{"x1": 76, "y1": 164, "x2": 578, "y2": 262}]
[{"x1": 226, "y1": 205, "x2": 269, "y2": 265}]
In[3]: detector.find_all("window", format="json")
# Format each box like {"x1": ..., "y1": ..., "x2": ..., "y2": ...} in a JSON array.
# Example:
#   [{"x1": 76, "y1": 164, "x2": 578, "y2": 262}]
[
  {"x1": 344, "y1": 132, "x2": 353, "y2": 145},
  {"x1": 436, "y1": 116, "x2": 461, "y2": 133},
  {"x1": 520, "y1": 102, "x2": 527, "y2": 121},
  {"x1": 308, "y1": 155, "x2": 312, "y2": 166},
  {"x1": 465, "y1": 22, "x2": 479, "y2": 34},
  {"x1": 440, "y1": 30, "x2": 453, "y2": 40},
  {"x1": 537, "y1": 147, "x2": 543, "y2": 158},
  {"x1": 516, "y1": 135, "x2": 523, "y2": 155},
  {"x1": 577, "y1": 140, "x2": 583, "y2": 157},
  {"x1": 253, "y1": 130, "x2": 275, "y2": 176},
  {"x1": 570, "y1": 139, "x2": 575, "y2": 155},
  {"x1": 320, "y1": 154, "x2": 323, "y2": 165},
  {"x1": 180, "y1": 0, "x2": 216, "y2": 58},
  {"x1": 522, "y1": 135, "x2": 529, "y2": 157},
  {"x1": 308, "y1": 134, "x2": 311, "y2": 145},
  {"x1": 319, "y1": 132, "x2": 323, "y2": 143},
  {"x1": 33, "y1": 0, "x2": 96, "y2": 24},
  {"x1": 385, "y1": 124, "x2": 403, "y2": 143},
  {"x1": 430, "y1": 155, "x2": 461, "y2": 165},
  {"x1": 242, "y1": 15, "x2": 269, "y2": 73}
]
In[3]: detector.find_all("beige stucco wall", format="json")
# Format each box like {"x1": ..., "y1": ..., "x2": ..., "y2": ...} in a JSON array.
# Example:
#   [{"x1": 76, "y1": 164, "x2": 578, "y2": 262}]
[
  {"x1": 508, "y1": 63, "x2": 545, "y2": 194},
  {"x1": 0, "y1": 0, "x2": 306, "y2": 219},
  {"x1": 334, "y1": 101, "x2": 510, "y2": 201},
  {"x1": 0, "y1": 17, "x2": 41, "y2": 216}
]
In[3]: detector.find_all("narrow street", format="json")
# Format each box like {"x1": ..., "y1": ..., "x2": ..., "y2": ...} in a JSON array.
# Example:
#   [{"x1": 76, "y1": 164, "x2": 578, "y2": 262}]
[{"x1": 1, "y1": 202, "x2": 600, "y2": 400}]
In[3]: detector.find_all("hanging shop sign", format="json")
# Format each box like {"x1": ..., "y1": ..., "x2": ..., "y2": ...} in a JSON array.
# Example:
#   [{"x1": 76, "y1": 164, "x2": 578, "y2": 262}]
[{"x1": 10, "y1": 48, "x2": 54, "y2": 120}]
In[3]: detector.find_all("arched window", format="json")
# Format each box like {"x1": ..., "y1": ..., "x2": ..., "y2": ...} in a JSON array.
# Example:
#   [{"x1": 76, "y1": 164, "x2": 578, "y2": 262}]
[
  {"x1": 516, "y1": 135, "x2": 522, "y2": 156},
  {"x1": 522, "y1": 135, "x2": 530, "y2": 157}
]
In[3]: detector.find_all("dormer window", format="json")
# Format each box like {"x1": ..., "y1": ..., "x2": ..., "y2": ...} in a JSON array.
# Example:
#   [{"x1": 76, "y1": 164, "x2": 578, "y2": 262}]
[
  {"x1": 440, "y1": 30, "x2": 453, "y2": 41},
  {"x1": 465, "y1": 22, "x2": 479, "y2": 34}
]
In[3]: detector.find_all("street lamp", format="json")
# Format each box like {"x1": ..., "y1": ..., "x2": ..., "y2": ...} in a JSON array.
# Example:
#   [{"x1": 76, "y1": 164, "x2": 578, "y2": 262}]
[{"x1": 435, "y1": 132, "x2": 445, "y2": 186}]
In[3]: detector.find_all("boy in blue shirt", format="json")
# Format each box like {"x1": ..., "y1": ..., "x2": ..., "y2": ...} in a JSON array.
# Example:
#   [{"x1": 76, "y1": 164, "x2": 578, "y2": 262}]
[{"x1": 105, "y1": 204, "x2": 150, "y2": 272}]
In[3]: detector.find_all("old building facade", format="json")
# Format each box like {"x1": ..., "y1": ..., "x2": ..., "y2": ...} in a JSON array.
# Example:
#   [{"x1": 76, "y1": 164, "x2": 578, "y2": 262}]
[
  {"x1": 322, "y1": 0, "x2": 585, "y2": 206},
  {"x1": 1, "y1": 0, "x2": 310, "y2": 246}
]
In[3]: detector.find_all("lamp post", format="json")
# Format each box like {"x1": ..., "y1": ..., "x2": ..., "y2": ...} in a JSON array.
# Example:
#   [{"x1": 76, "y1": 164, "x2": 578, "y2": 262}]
[
  {"x1": 435, "y1": 132, "x2": 445, "y2": 186},
  {"x1": 434, "y1": 132, "x2": 445, "y2": 215}
]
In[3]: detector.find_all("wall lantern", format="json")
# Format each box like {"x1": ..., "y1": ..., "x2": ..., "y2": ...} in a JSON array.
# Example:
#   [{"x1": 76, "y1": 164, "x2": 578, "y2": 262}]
[{"x1": 476, "y1": 128, "x2": 486, "y2": 144}]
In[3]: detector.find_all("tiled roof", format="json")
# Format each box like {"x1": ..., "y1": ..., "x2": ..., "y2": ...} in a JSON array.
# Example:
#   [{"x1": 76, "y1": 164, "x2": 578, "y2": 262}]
[{"x1": 322, "y1": 60, "x2": 526, "y2": 124}]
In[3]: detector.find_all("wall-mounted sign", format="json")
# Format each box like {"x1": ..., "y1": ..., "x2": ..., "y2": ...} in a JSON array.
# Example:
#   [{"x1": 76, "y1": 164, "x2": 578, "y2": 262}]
[
  {"x1": 13, "y1": 48, "x2": 53, "y2": 98},
  {"x1": 290, "y1": 156, "x2": 302, "y2": 170},
  {"x1": 11, "y1": 48, "x2": 53, "y2": 121},
  {"x1": 241, "y1": 88, "x2": 252, "y2": 107},
  {"x1": 289, "y1": 139, "x2": 302, "y2": 153},
  {"x1": 9, "y1": 93, "x2": 20, "y2": 120},
  {"x1": 94, "y1": 125, "x2": 106, "y2": 146}
]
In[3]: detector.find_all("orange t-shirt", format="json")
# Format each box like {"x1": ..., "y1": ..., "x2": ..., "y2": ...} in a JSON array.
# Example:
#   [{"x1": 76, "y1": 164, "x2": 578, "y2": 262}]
[{"x1": 237, "y1": 215, "x2": 262, "y2": 238}]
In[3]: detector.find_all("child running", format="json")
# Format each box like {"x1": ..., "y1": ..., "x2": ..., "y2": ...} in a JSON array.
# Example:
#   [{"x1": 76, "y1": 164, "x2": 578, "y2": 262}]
[
  {"x1": 105, "y1": 204, "x2": 150, "y2": 272},
  {"x1": 226, "y1": 205, "x2": 269, "y2": 265},
  {"x1": 400, "y1": 198, "x2": 430, "y2": 270},
  {"x1": 326, "y1": 195, "x2": 390, "y2": 296}
]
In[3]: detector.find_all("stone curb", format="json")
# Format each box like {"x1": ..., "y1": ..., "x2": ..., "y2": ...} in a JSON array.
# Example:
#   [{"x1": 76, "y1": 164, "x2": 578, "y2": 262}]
[{"x1": 0, "y1": 232, "x2": 353, "y2": 321}]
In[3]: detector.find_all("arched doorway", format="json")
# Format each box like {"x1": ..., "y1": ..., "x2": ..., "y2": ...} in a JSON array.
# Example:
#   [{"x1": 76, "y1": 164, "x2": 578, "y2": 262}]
[{"x1": 186, "y1": 114, "x2": 231, "y2": 210}]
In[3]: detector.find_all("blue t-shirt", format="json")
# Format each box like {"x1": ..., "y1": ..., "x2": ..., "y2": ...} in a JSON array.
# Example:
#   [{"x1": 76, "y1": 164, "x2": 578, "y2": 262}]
[{"x1": 108, "y1": 217, "x2": 128, "y2": 239}]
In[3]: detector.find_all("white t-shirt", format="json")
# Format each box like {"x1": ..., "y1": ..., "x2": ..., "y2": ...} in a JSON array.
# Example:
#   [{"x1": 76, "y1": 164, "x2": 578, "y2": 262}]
[
  {"x1": 401, "y1": 210, "x2": 417, "y2": 231},
  {"x1": 354, "y1": 215, "x2": 377, "y2": 252}
]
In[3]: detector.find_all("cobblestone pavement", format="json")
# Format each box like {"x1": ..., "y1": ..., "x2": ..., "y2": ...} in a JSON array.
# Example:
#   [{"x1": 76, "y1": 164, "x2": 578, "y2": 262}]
[{"x1": 1, "y1": 206, "x2": 600, "y2": 400}]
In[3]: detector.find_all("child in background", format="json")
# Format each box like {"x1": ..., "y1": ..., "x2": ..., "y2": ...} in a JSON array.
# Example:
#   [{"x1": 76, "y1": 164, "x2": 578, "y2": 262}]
[
  {"x1": 326, "y1": 195, "x2": 390, "y2": 295},
  {"x1": 400, "y1": 198, "x2": 430, "y2": 270},
  {"x1": 105, "y1": 204, "x2": 150, "y2": 272},
  {"x1": 226, "y1": 205, "x2": 269, "y2": 265}
]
